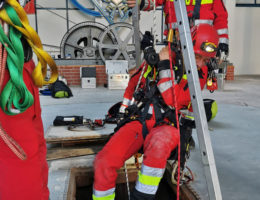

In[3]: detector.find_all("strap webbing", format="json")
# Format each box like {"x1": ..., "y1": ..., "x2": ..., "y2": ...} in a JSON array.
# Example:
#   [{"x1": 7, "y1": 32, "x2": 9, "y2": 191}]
[
  {"x1": 0, "y1": 4, "x2": 33, "y2": 115},
  {"x1": 0, "y1": 0, "x2": 58, "y2": 87},
  {"x1": 0, "y1": 0, "x2": 58, "y2": 115},
  {"x1": 193, "y1": 0, "x2": 202, "y2": 20}
]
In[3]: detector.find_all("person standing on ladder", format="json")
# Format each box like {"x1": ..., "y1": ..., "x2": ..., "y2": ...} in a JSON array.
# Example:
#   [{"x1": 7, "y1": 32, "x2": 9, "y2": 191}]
[
  {"x1": 92, "y1": 23, "x2": 219, "y2": 200},
  {"x1": 127, "y1": 0, "x2": 229, "y2": 60}
]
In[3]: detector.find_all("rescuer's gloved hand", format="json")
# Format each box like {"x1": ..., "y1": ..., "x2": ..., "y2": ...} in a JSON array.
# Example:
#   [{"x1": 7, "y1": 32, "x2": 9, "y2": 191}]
[
  {"x1": 157, "y1": 60, "x2": 170, "y2": 72},
  {"x1": 141, "y1": 31, "x2": 154, "y2": 50},
  {"x1": 216, "y1": 43, "x2": 229, "y2": 60},
  {"x1": 144, "y1": 47, "x2": 159, "y2": 66}
]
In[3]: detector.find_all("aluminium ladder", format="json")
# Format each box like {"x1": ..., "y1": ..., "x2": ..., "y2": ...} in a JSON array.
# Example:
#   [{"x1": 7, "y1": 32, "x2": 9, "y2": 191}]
[{"x1": 173, "y1": 0, "x2": 222, "y2": 199}]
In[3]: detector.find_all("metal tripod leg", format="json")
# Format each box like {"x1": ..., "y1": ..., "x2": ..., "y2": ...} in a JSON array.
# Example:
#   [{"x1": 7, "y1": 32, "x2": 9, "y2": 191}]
[{"x1": 173, "y1": 0, "x2": 222, "y2": 199}]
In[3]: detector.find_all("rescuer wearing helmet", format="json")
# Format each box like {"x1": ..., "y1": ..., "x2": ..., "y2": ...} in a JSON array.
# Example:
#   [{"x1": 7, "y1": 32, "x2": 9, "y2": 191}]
[
  {"x1": 127, "y1": 0, "x2": 229, "y2": 59},
  {"x1": 92, "y1": 23, "x2": 219, "y2": 200}
]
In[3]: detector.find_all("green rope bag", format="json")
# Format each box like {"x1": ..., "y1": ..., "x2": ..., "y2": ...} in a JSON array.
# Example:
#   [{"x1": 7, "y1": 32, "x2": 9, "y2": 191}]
[{"x1": 0, "y1": 4, "x2": 34, "y2": 115}]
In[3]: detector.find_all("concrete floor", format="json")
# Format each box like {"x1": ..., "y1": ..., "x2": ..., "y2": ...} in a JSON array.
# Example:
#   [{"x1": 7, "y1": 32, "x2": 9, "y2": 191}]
[{"x1": 41, "y1": 75, "x2": 260, "y2": 199}]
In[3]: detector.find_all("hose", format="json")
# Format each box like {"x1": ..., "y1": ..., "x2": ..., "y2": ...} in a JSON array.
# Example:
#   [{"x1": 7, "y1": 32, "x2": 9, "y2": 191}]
[{"x1": 70, "y1": 0, "x2": 102, "y2": 17}]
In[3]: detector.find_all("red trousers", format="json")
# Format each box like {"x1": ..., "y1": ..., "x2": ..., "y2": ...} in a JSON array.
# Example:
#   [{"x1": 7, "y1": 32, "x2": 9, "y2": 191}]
[
  {"x1": 93, "y1": 120, "x2": 179, "y2": 191},
  {"x1": 0, "y1": 60, "x2": 49, "y2": 200}
]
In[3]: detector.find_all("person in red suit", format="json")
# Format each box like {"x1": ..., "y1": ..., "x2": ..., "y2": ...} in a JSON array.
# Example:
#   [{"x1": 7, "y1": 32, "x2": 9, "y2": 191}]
[
  {"x1": 92, "y1": 24, "x2": 219, "y2": 200},
  {"x1": 0, "y1": 26, "x2": 49, "y2": 200},
  {"x1": 127, "y1": 0, "x2": 229, "y2": 58}
]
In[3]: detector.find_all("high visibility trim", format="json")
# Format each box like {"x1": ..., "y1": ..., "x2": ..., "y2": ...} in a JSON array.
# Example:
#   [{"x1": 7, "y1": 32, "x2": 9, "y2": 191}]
[
  {"x1": 122, "y1": 98, "x2": 131, "y2": 107},
  {"x1": 200, "y1": 0, "x2": 214, "y2": 5},
  {"x1": 159, "y1": 69, "x2": 171, "y2": 79},
  {"x1": 182, "y1": 74, "x2": 188, "y2": 80},
  {"x1": 143, "y1": 65, "x2": 153, "y2": 79},
  {"x1": 135, "y1": 180, "x2": 159, "y2": 195},
  {"x1": 185, "y1": 0, "x2": 213, "y2": 5},
  {"x1": 148, "y1": 105, "x2": 153, "y2": 114},
  {"x1": 185, "y1": 115, "x2": 194, "y2": 120},
  {"x1": 138, "y1": 171, "x2": 161, "y2": 186},
  {"x1": 219, "y1": 38, "x2": 229, "y2": 45},
  {"x1": 93, "y1": 188, "x2": 115, "y2": 198},
  {"x1": 141, "y1": 164, "x2": 165, "y2": 178},
  {"x1": 119, "y1": 106, "x2": 126, "y2": 113},
  {"x1": 211, "y1": 100, "x2": 218, "y2": 120},
  {"x1": 157, "y1": 81, "x2": 172, "y2": 93},
  {"x1": 172, "y1": 0, "x2": 213, "y2": 5},
  {"x1": 167, "y1": 22, "x2": 178, "y2": 29},
  {"x1": 92, "y1": 193, "x2": 115, "y2": 200},
  {"x1": 92, "y1": 194, "x2": 115, "y2": 200},
  {"x1": 217, "y1": 28, "x2": 228, "y2": 35},
  {"x1": 194, "y1": 19, "x2": 213, "y2": 26}
]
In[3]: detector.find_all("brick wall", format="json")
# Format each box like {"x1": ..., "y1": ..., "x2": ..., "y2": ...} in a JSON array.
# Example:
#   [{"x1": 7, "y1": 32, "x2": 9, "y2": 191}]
[
  {"x1": 57, "y1": 65, "x2": 138, "y2": 86},
  {"x1": 225, "y1": 64, "x2": 234, "y2": 80}
]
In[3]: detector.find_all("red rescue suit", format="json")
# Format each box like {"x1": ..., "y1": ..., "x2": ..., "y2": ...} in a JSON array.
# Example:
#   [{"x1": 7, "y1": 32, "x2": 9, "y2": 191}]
[
  {"x1": 140, "y1": 0, "x2": 228, "y2": 44},
  {"x1": 93, "y1": 60, "x2": 208, "y2": 200},
  {"x1": 0, "y1": 60, "x2": 49, "y2": 200}
]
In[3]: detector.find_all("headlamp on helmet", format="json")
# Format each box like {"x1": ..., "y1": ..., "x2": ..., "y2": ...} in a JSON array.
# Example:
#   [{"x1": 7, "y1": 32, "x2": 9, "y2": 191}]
[
  {"x1": 201, "y1": 42, "x2": 217, "y2": 53},
  {"x1": 191, "y1": 24, "x2": 219, "y2": 58}
]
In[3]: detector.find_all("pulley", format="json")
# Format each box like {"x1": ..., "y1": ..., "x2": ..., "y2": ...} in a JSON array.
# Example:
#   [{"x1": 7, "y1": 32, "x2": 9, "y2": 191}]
[
  {"x1": 98, "y1": 22, "x2": 142, "y2": 69},
  {"x1": 60, "y1": 21, "x2": 116, "y2": 59}
]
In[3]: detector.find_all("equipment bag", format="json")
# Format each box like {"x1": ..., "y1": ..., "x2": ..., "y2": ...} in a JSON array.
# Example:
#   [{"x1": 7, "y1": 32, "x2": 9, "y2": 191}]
[
  {"x1": 50, "y1": 80, "x2": 73, "y2": 98},
  {"x1": 53, "y1": 116, "x2": 84, "y2": 126}
]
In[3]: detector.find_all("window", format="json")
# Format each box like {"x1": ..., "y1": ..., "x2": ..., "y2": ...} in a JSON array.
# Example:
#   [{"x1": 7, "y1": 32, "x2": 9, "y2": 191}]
[{"x1": 236, "y1": 0, "x2": 260, "y2": 7}]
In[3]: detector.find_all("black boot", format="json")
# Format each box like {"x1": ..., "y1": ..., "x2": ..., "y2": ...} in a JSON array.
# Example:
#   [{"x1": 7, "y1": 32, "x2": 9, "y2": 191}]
[{"x1": 130, "y1": 188, "x2": 155, "y2": 200}]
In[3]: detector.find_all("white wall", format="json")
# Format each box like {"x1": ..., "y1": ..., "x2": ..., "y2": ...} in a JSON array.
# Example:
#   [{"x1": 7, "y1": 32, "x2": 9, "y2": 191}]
[
  {"x1": 28, "y1": 0, "x2": 260, "y2": 75},
  {"x1": 226, "y1": 0, "x2": 260, "y2": 75}
]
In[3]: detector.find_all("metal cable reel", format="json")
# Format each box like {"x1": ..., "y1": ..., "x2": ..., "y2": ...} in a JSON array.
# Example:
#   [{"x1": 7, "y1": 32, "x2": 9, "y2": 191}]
[
  {"x1": 60, "y1": 21, "x2": 116, "y2": 59},
  {"x1": 98, "y1": 22, "x2": 142, "y2": 70}
]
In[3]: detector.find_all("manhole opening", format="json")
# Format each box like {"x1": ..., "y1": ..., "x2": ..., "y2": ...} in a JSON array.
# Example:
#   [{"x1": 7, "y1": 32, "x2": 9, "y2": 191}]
[{"x1": 67, "y1": 166, "x2": 178, "y2": 200}]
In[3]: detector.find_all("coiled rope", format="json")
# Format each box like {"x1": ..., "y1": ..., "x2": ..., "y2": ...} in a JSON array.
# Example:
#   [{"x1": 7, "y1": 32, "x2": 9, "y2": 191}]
[
  {"x1": 0, "y1": 0, "x2": 58, "y2": 115},
  {"x1": 0, "y1": 19, "x2": 27, "y2": 160}
]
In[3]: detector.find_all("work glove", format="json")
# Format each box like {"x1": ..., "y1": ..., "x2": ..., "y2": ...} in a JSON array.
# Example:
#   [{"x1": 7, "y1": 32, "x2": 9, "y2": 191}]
[
  {"x1": 216, "y1": 43, "x2": 229, "y2": 60},
  {"x1": 141, "y1": 31, "x2": 154, "y2": 50}
]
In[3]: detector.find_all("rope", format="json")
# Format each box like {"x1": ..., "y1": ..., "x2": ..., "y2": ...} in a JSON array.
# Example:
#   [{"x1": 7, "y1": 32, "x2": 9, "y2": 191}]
[
  {"x1": 124, "y1": 163, "x2": 131, "y2": 200},
  {"x1": 0, "y1": 0, "x2": 58, "y2": 115},
  {"x1": 0, "y1": 0, "x2": 58, "y2": 88},
  {"x1": 0, "y1": 19, "x2": 27, "y2": 160},
  {"x1": 0, "y1": 123, "x2": 27, "y2": 160},
  {"x1": 166, "y1": 1, "x2": 181, "y2": 197},
  {"x1": 0, "y1": 5, "x2": 34, "y2": 115},
  {"x1": 0, "y1": 21, "x2": 7, "y2": 91}
]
